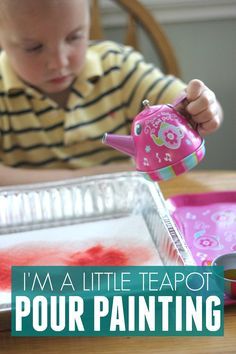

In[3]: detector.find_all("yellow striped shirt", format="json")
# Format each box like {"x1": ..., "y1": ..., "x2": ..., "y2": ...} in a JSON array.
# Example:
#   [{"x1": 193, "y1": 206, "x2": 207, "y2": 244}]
[{"x1": 0, "y1": 41, "x2": 186, "y2": 169}]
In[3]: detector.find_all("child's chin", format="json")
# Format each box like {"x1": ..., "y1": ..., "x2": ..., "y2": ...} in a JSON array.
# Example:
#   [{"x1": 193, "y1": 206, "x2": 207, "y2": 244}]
[
  {"x1": 45, "y1": 83, "x2": 72, "y2": 94},
  {"x1": 45, "y1": 76, "x2": 74, "y2": 91}
]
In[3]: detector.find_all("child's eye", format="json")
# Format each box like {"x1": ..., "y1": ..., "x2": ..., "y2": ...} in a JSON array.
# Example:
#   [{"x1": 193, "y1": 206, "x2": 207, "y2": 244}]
[
  {"x1": 24, "y1": 44, "x2": 43, "y2": 53},
  {"x1": 67, "y1": 32, "x2": 84, "y2": 42}
]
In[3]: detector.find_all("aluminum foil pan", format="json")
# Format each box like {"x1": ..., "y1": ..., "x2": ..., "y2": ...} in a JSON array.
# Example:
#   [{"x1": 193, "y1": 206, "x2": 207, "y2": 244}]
[{"x1": 0, "y1": 172, "x2": 195, "y2": 330}]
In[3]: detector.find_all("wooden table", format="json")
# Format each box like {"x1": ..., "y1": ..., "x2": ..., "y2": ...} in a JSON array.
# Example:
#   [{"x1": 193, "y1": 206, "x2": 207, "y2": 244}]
[{"x1": 1, "y1": 170, "x2": 236, "y2": 354}]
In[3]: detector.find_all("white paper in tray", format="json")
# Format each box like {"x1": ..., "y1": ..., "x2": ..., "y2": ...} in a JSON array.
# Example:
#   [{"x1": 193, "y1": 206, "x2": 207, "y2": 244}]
[{"x1": 0, "y1": 215, "x2": 162, "y2": 305}]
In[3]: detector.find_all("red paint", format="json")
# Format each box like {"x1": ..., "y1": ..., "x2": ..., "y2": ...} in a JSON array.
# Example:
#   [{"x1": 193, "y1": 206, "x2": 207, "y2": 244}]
[
  {"x1": 68, "y1": 245, "x2": 129, "y2": 266},
  {"x1": 0, "y1": 243, "x2": 152, "y2": 291}
]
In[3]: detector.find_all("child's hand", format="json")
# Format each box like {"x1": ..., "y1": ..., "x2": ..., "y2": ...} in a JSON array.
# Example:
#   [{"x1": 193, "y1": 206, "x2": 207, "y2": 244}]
[{"x1": 176, "y1": 79, "x2": 223, "y2": 136}]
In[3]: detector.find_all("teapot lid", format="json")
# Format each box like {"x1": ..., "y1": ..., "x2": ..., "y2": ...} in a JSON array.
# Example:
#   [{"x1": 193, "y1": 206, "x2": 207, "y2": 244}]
[{"x1": 138, "y1": 99, "x2": 162, "y2": 119}]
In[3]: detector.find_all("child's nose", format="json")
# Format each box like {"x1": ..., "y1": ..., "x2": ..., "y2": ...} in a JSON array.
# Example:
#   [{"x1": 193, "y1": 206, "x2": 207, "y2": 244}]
[{"x1": 47, "y1": 48, "x2": 69, "y2": 71}]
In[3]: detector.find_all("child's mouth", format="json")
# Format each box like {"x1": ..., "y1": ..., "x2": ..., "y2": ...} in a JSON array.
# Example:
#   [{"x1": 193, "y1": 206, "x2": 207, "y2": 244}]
[{"x1": 49, "y1": 75, "x2": 72, "y2": 84}]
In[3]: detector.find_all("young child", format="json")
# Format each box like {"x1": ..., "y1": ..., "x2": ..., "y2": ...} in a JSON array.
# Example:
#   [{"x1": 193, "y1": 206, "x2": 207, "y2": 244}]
[{"x1": 0, "y1": 0, "x2": 223, "y2": 185}]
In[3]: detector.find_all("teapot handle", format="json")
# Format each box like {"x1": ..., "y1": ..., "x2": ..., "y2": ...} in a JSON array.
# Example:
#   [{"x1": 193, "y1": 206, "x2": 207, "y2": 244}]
[
  {"x1": 172, "y1": 92, "x2": 198, "y2": 131},
  {"x1": 172, "y1": 92, "x2": 188, "y2": 108}
]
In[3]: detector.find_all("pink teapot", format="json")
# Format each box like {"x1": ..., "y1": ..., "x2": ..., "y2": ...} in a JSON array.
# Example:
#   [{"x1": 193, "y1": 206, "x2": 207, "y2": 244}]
[{"x1": 103, "y1": 99, "x2": 205, "y2": 181}]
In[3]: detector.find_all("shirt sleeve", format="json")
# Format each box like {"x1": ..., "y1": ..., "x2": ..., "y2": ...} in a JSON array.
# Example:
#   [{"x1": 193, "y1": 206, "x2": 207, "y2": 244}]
[{"x1": 119, "y1": 45, "x2": 186, "y2": 121}]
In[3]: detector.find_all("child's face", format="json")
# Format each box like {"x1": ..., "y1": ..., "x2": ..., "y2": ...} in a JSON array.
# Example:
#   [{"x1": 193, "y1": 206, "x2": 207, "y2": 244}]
[{"x1": 0, "y1": 0, "x2": 90, "y2": 94}]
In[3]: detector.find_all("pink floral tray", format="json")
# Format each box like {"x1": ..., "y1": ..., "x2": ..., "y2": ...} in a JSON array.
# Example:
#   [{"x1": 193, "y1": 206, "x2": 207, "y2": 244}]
[{"x1": 167, "y1": 191, "x2": 236, "y2": 306}]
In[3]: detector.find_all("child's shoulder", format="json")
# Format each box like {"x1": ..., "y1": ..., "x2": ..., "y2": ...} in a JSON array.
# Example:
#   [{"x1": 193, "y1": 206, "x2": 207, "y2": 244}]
[
  {"x1": 87, "y1": 40, "x2": 142, "y2": 70},
  {"x1": 88, "y1": 40, "x2": 135, "y2": 58}
]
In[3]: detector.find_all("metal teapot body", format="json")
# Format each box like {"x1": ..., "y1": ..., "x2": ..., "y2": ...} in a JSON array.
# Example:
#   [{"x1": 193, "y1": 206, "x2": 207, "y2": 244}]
[{"x1": 103, "y1": 101, "x2": 205, "y2": 181}]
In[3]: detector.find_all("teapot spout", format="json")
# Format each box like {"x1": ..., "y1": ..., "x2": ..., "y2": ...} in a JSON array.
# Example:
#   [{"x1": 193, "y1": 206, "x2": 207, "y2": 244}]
[{"x1": 103, "y1": 133, "x2": 135, "y2": 157}]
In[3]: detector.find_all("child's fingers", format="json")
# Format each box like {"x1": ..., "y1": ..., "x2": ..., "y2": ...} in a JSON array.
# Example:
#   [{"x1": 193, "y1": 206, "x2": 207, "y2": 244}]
[
  {"x1": 190, "y1": 105, "x2": 218, "y2": 124},
  {"x1": 197, "y1": 114, "x2": 221, "y2": 136},
  {"x1": 186, "y1": 79, "x2": 205, "y2": 101},
  {"x1": 187, "y1": 89, "x2": 216, "y2": 116}
]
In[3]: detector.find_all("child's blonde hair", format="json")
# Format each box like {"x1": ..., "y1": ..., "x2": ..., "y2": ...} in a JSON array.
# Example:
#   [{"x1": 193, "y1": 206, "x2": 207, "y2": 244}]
[{"x1": 0, "y1": 0, "x2": 90, "y2": 23}]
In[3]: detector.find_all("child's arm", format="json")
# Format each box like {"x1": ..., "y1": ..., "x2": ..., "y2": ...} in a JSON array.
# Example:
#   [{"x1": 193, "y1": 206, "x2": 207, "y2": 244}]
[
  {"x1": 0, "y1": 165, "x2": 74, "y2": 185},
  {"x1": 0, "y1": 163, "x2": 133, "y2": 186}
]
